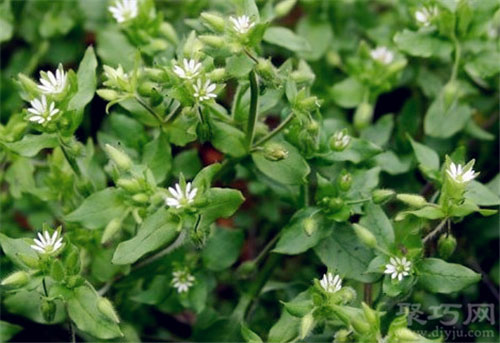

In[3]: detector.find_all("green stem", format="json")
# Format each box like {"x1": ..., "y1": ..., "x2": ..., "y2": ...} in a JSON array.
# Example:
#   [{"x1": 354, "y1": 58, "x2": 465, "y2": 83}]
[
  {"x1": 244, "y1": 48, "x2": 259, "y2": 64},
  {"x1": 246, "y1": 70, "x2": 259, "y2": 149},
  {"x1": 252, "y1": 112, "x2": 294, "y2": 148},
  {"x1": 135, "y1": 95, "x2": 164, "y2": 125},
  {"x1": 58, "y1": 136, "x2": 82, "y2": 178},
  {"x1": 450, "y1": 34, "x2": 461, "y2": 82},
  {"x1": 253, "y1": 233, "x2": 280, "y2": 265},
  {"x1": 345, "y1": 198, "x2": 371, "y2": 205},
  {"x1": 423, "y1": 218, "x2": 448, "y2": 244}
]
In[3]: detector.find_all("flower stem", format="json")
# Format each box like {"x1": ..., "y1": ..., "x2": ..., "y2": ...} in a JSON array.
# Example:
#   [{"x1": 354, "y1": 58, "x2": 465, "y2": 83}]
[
  {"x1": 135, "y1": 95, "x2": 164, "y2": 125},
  {"x1": 252, "y1": 112, "x2": 294, "y2": 148},
  {"x1": 345, "y1": 198, "x2": 371, "y2": 205},
  {"x1": 246, "y1": 70, "x2": 259, "y2": 149},
  {"x1": 423, "y1": 218, "x2": 448, "y2": 244},
  {"x1": 58, "y1": 136, "x2": 82, "y2": 178},
  {"x1": 450, "y1": 34, "x2": 461, "y2": 82}
]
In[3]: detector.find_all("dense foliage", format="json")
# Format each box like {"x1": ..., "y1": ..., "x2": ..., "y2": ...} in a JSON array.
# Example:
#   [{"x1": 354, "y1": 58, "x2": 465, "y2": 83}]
[{"x1": 1, "y1": 0, "x2": 499, "y2": 342}]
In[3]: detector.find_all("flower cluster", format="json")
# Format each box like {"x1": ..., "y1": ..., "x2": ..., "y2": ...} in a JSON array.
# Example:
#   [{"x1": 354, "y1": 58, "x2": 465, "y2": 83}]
[
  {"x1": 230, "y1": 15, "x2": 255, "y2": 34},
  {"x1": 172, "y1": 58, "x2": 218, "y2": 103},
  {"x1": 415, "y1": 6, "x2": 438, "y2": 27}
]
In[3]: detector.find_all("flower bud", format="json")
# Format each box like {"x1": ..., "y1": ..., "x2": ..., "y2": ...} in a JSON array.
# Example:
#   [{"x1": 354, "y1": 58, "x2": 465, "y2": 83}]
[
  {"x1": 200, "y1": 12, "x2": 226, "y2": 32},
  {"x1": 66, "y1": 275, "x2": 85, "y2": 288},
  {"x1": 143, "y1": 67, "x2": 167, "y2": 81},
  {"x1": 263, "y1": 142, "x2": 289, "y2": 161},
  {"x1": 117, "y1": 178, "x2": 142, "y2": 193},
  {"x1": 17, "y1": 73, "x2": 39, "y2": 94},
  {"x1": 18, "y1": 254, "x2": 40, "y2": 269},
  {"x1": 300, "y1": 312, "x2": 315, "y2": 339},
  {"x1": 97, "y1": 89, "x2": 121, "y2": 102},
  {"x1": 303, "y1": 217, "x2": 317, "y2": 236},
  {"x1": 438, "y1": 234, "x2": 457, "y2": 259},
  {"x1": 236, "y1": 261, "x2": 257, "y2": 279},
  {"x1": 104, "y1": 144, "x2": 132, "y2": 171},
  {"x1": 353, "y1": 102, "x2": 373, "y2": 130},
  {"x1": 98, "y1": 297, "x2": 120, "y2": 323},
  {"x1": 159, "y1": 22, "x2": 178, "y2": 44},
  {"x1": 132, "y1": 193, "x2": 149, "y2": 204},
  {"x1": 207, "y1": 68, "x2": 226, "y2": 82},
  {"x1": 291, "y1": 70, "x2": 315, "y2": 84},
  {"x1": 361, "y1": 302, "x2": 378, "y2": 327},
  {"x1": 137, "y1": 81, "x2": 157, "y2": 97},
  {"x1": 326, "y1": 51, "x2": 342, "y2": 67},
  {"x1": 338, "y1": 171, "x2": 352, "y2": 192},
  {"x1": 326, "y1": 197, "x2": 344, "y2": 213},
  {"x1": 1, "y1": 271, "x2": 29, "y2": 288},
  {"x1": 352, "y1": 224, "x2": 377, "y2": 248},
  {"x1": 275, "y1": 0, "x2": 297, "y2": 18},
  {"x1": 40, "y1": 299, "x2": 56, "y2": 323},
  {"x1": 199, "y1": 35, "x2": 225, "y2": 49},
  {"x1": 334, "y1": 329, "x2": 351, "y2": 343},
  {"x1": 256, "y1": 58, "x2": 278, "y2": 83},
  {"x1": 351, "y1": 317, "x2": 371, "y2": 334},
  {"x1": 297, "y1": 96, "x2": 321, "y2": 111},
  {"x1": 329, "y1": 130, "x2": 351, "y2": 152},
  {"x1": 101, "y1": 218, "x2": 122, "y2": 244},
  {"x1": 396, "y1": 193, "x2": 428, "y2": 208},
  {"x1": 395, "y1": 328, "x2": 420, "y2": 341},
  {"x1": 372, "y1": 189, "x2": 396, "y2": 204},
  {"x1": 443, "y1": 80, "x2": 459, "y2": 108}
]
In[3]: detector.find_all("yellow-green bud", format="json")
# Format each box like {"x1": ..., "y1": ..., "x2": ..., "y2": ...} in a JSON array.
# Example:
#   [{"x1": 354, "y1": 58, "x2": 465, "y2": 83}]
[
  {"x1": 298, "y1": 96, "x2": 321, "y2": 111},
  {"x1": 132, "y1": 193, "x2": 149, "y2": 204},
  {"x1": 1, "y1": 271, "x2": 29, "y2": 287},
  {"x1": 329, "y1": 130, "x2": 351, "y2": 152},
  {"x1": 101, "y1": 218, "x2": 122, "y2": 244},
  {"x1": 438, "y1": 234, "x2": 457, "y2": 259},
  {"x1": 143, "y1": 67, "x2": 167, "y2": 81},
  {"x1": 18, "y1": 254, "x2": 39, "y2": 269},
  {"x1": 443, "y1": 80, "x2": 459, "y2": 108},
  {"x1": 352, "y1": 224, "x2": 377, "y2": 248},
  {"x1": 361, "y1": 302, "x2": 378, "y2": 327},
  {"x1": 96, "y1": 89, "x2": 121, "y2": 102},
  {"x1": 326, "y1": 197, "x2": 344, "y2": 213},
  {"x1": 41, "y1": 299, "x2": 56, "y2": 323},
  {"x1": 263, "y1": 142, "x2": 289, "y2": 161},
  {"x1": 275, "y1": 0, "x2": 297, "y2": 18},
  {"x1": 300, "y1": 312, "x2": 315, "y2": 339},
  {"x1": 199, "y1": 35, "x2": 225, "y2": 49},
  {"x1": 236, "y1": 261, "x2": 257, "y2": 279},
  {"x1": 97, "y1": 297, "x2": 120, "y2": 323},
  {"x1": 159, "y1": 22, "x2": 178, "y2": 44},
  {"x1": 256, "y1": 58, "x2": 278, "y2": 83},
  {"x1": 137, "y1": 81, "x2": 157, "y2": 97},
  {"x1": 17, "y1": 73, "x2": 39, "y2": 94},
  {"x1": 395, "y1": 328, "x2": 420, "y2": 341},
  {"x1": 334, "y1": 329, "x2": 351, "y2": 343},
  {"x1": 326, "y1": 50, "x2": 342, "y2": 67},
  {"x1": 117, "y1": 178, "x2": 142, "y2": 193},
  {"x1": 351, "y1": 317, "x2": 371, "y2": 334},
  {"x1": 372, "y1": 189, "x2": 396, "y2": 204},
  {"x1": 207, "y1": 68, "x2": 226, "y2": 82},
  {"x1": 200, "y1": 12, "x2": 226, "y2": 32},
  {"x1": 104, "y1": 144, "x2": 132, "y2": 171},
  {"x1": 396, "y1": 193, "x2": 428, "y2": 208},
  {"x1": 303, "y1": 217, "x2": 317, "y2": 236},
  {"x1": 291, "y1": 70, "x2": 315, "y2": 84},
  {"x1": 353, "y1": 102, "x2": 373, "y2": 130},
  {"x1": 338, "y1": 171, "x2": 352, "y2": 191}
]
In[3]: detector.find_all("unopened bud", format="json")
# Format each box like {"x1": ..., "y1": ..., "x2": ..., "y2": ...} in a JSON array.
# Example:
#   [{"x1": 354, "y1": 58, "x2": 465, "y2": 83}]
[
  {"x1": 352, "y1": 224, "x2": 377, "y2": 248},
  {"x1": 143, "y1": 67, "x2": 167, "y2": 81},
  {"x1": 438, "y1": 234, "x2": 457, "y2": 259},
  {"x1": 396, "y1": 193, "x2": 427, "y2": 208},
  {"x1": 334, "y1": 329, "x2": 350, "y2": 343},
  {"x1": 132, "y1": 193, "x2": 149, "y2": 204},
  {"x1": 18, "y1": 254, "x2": 39, "y2": 269},
  {"x1": 101, "y1": 218, "x2": 122, "y2": 244},
  {"x1": 97, "y1": 89, "x2": 121, "y2": 102},
  {"x1": 137, "y1": 81, "x2": 157, "y2": 97},
  {"x1": 275, "y1": 0, "x2": 297, "y2": 18},
  {"x1": 207, "y1": 68, "x2": 226, "y2": 82},
  {"x1": 41, "y1": 299, "x2": 56, "y2": 323},
  {"x1": 159, "y1": 22, "x2": 178, "y2": 44},
  {"x1": 300, "y1": 312, "x2": 315, "y2": 339},
  {"x1": 361, "y1": 302, "x2": 378, "y2": 327},
  {"x1": 104, "y1": 144, "x2": 132, "y2": 171},
  {"x1": 351, "y1": 317, "x2": 370, "y2": 334},
  {"x1": 98, "y1": 297, "x2": 120, "y2": 323},
  {"x1": 443, "y1": 80, "x2": 459, "y2": 108},
  {"x1": 1, "y1": 271, "x2": 29, "y2": 287},
  {"x1": 329, "y1": 130, "x2": 351, "y2": 152},
  {"x1": 353, "y1": 102, "x2": 373, "y2": 130},
  {"x1": 117, "y1": 178, "x2": 142, "y2": 193},
  {"x1": 256, "y1": 58, "x2": 278, "y2": 83},
  {"x1": 237, "y1": 261, "x2": 257, "y2": 279},
  {"x1": 200, "y1": 12, "x2": 226, "y2": 32},
  {"x1": 263, "y1": 142, "x2": 289, "y2": 161},
  {"x1": 395, "y1": 328, "x2": 420, "y2": 341},
  {"x1": 326, "y1": 197, "x2": 344, "y2": 213},
  {"x1": 372, "y1": 189, "x2": 396, "y2": 204},
  {"x1": 297, "y1": 96, "x2": 321, "y2": 111},
  {"x1": 303, "y1": 217, "x2": 317, "y2": 236},
  {"x1": 199, "y1": 35, "x2": 225, "y2": 49},
  {"x1": 338, "y1": 171, "x2": 352, "y2": 192}
]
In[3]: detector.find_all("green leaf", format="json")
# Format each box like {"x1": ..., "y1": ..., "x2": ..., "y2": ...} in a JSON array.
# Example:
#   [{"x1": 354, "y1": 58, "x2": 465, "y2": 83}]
[
  {"x1": 0, "y1": 233, "x2": 39, "y2": 270},
  {"x1": 396, "y1": 206, "x2": 445, "y2": 221},
  {"x1": 202, "y1": 227, "x2": 244, "y2": 271},
  {"x1": 465, "y1": 181, "x2": 500, "y2": 206},
  {"x1": 65, "y1": 188, "x2": 128, "y2": 229},
  {"x1": 210, "y1": 119, "x2": 247, "y2": 157},
  {"x1": 67, "y1": 285, "x2": 123, "y2": 339},
  {"x1": 241, "y1": 323, "x2": 263, "y2": 343},
  {"x1": 296, "y1": 17, "x2": 333, "y2": 61},
  {"x1": 96, "y1": 28, "x2": 134, "y2": 69},
  {"x1": 374, "y1": 151, "x2": 412, "y2": 175},
  {"x1": 417, "y1": 258, "x2": 481, "y2": 294},
  {"x1": 273, "y1": 208, "x2": 327, "y2": 255},
  {"x1": 112, "y1": 209, "x2": 180, "y2": 265},
  {"x1": 394, "y1": 29, "x2": 453, "y2": 58},
  {"x1": 465, "y1": 50, "x2": 500, "y2": 79},
  {"x1": 2, "y1": 134, "x2": 59, "y2": 157},
  {"x1": 252, "y1": 141, "x2": 310, "y2": 185},
  {"x1": 172, "y1": 149, "x2": 202, "y2": 179},
  {"x1": 142, "y1": 133, "x2": 172, "y2": 183},
  {"x1": 424, "y1": 99, "x2": 472, "y2": 138},
  {"x1": 314, "y1": 224, "x2": 376, "y2": 282},
  {"x1": 226, "y1": 54, "x2": 254, "y2": 78},
  {"x1": 199, "y1": 188, "x2": 245, "y2": 224},
  {"x1": 68, "y1": 46, "x2": 97, "y2": 111},
  {"x1": 330, "y1": 77, "x2": 365, "y2": 109},
  {"x1": 361, "y1": 114, "x2": 394, "y2": 147},
  {"x1": 326, "y1": 138, "x2": 382, "y2": 164},
  {"x1": 263, "y1": 27, "x2": 311, "y2": 52},
  {"x1": 360, "y1": 203, "x2": 394, "y2": 249},
  {"x1": 281, "y1": 300, "x2": 314, "y2": 318},
  {"x1": 408, "y1": 135, "x2": 440, "y2": 171},
  {"x1": 0, "y1": 320, "x2": 22, "y2": 342},
  {"x1": 3, "y1": 289, "x2": 66, "y2": 324}
]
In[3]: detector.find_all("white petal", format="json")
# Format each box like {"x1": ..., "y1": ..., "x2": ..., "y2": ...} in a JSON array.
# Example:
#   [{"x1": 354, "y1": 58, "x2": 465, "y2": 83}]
[{"x1": 31, "y1": 245, "x2": 45, "y2": 253}]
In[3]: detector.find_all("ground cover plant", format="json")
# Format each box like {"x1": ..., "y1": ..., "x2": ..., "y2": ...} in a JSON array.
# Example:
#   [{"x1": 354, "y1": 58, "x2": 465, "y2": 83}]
[{"x1": 0, "y1": 0, "x2": 499, "y2": 342}]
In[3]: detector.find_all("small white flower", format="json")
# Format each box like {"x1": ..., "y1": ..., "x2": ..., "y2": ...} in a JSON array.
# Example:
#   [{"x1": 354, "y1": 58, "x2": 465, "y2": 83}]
[
  {"x1": 331, "y1": 130, "x2": 351, "y2": 151},
  {"x1": 193, "y1": 79, "x2": 217, "y2": 102},
  {"x1": 30, "y1": 230, "x2": 63, "y2": 255},
  {"x1": 173, "y1": 59, "x2": 202, "y2": 80},
  {"x1": 370, "y1": 46, "x2": 394, "y2": 65},
  {"x1": 415, "y1": 6, "x2": 438, "y2": 27},
  {"x1": 108, "y1": 0, "x2": 138, "y2": 23},
  {"x1": 27, "y1": 95, "x2": 60, "y2": 124},
  {"x1": 172, "y1": 270, "x2": 195, "y2": 293},
  {"x1": 384, "y1": 257, "x2": 411, "y2": 281},
  {"x1": 38, "y1": 65, "x2": 67, "y2": 94},
  {"x1": 103, "y1": 65, "x2": 130, "y2": 90},
  {"x1": 319, "y1": 272, "x2": 342, "y2": 293},
  {"x1": 230, "y1": 15, "x2": 255, "y2": 34},
  {"x1": 446, "y1": 162, "x2": 478, "y2": 184},
  {"x1": 165, "y1": 182, "x2": 198, "y2": 209}
]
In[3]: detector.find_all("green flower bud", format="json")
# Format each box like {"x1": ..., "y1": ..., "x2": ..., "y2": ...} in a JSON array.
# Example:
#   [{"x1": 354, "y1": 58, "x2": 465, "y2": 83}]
[
  {"x1": 200, "y1": 12, "x2": 226, "y2": 32},
  {"x1": 104, "y1": 144, "x2": 132, "y2": 171},
  {"x1": 338, "y1": 286, "x2": 357, "y2": 304},
  {"x1": 132, "y1": 193, "x2": 149, "y2": 204},
  {"x1": 395, "y1": 328, "x2": 420, "y2": 341},
  {"x1": 353, "y1": 102, "x2": 373, "y2": 130},
  {"x1": 338, "y1": 171, "x2": 352, "y2": 192},
  {"x1": 117, "y1": 178, "x2": 142, "y2": 193},
  {"x1": 297, "y1": 96, "x2": 321, "y2": 112},
  {"x1": 351, "y1": 317, "x2": 371, "y2": 334},
  {"x1": 443, "y1": 80, "x2": 459, "y2": 108},
  {"x1": 275, "y1": 0, "x2": 297, "y2": 18},
  {"x1": 361, "y1": 302, "x2": 378, "y2": 328},
  {"x1": 326, "y1": 50, "x2": 342, "y2": 67},
  {"x1": 326, "y1": 197, "x2": 344, "y2": 213},
  {"x1": 438, "y1": 234, "x2": 457, "y2": 259},
  {"x1": 334, "y1": 329, "x2": 351, "y2": 343},
  {"x1": 97, "y1": 297, "x2": 120, "y2": 323},
  {"x1": 40, "y1": 299, "x2": 57, "y2": 323},
  {"x1": 17, "y1": 73, "x2": 39, "y2": 94},
  {"x1": 1, "y1": 271, "x2": 29, "y2": 288},
  {"x1": 137, "y1": 81, "x2": 157, "y2": 97},
  {"x1": 159, "y1": 22, "x2": 178, "y2": 44},
  {"x1": 352, "y1": 224, "x2": 377, "y2": 248},
  {"x1": 291, "y1": 70, "x2": 315, "y2": 84},
  {"x1": 18, "y1": 254, "x2": 40, "y2": 269},
  {"x1": 143, "y1": 67, "x2": 167, "y2": 81},
  {"x1": 66, "y1": 275, "x2": 85, "y2": 288},
  {"x1": 101, "y1": 218, "x2": 122, "y2": 244},
  {"x1": 303, "y1": 217, "x2": 317, "y2": 236},
  {"x1": 207, "y1": 68, "x2": 226, "y2": 82},
  {"x1": 256, "y1": 58, "x2": 278, "y2": 83},
  {"x1": 372, "y1": 189, "x2": 396, "y2": 204},
  {"x1": 329, "y1": 130, "x2": 351, "y2": 152},
  {"x1": 97, "y1": 89, "x2": 122, "y2": 102},
  {"x1": 300, "y1": 312, "x2": 315, "y2": 339},
  {"x1": 396, "y1": 193, "x2": 428, "y2": 208},
  {"x1": 199, "y1": 35, "x2": 225, "y2": 49},
  {"x1": 236, "y1": 261, "x2": 257, "y2": 279},
  {"x1": 263, "y1": 142, "x2": 289, "y2": 161}
]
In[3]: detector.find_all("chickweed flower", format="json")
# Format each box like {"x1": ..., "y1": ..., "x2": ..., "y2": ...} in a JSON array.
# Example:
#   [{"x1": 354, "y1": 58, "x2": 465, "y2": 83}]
[
  {"x1": 370, "y1": 46, "x2": 394, "y2": 64},
  {"x1": 27, "y1": 96, "x2": 60, "y2": 124},
  {"x1": 446, "y1": 161, "x2": 478, "y2": 184},
  {"x1": 230, "y1": 15, "x2": 255, "y2": 34},
  {"x1": 103, "y1": 65, "x2": 130, "y2": 91},
  {"x1": 172, "y1": 269, "x2": 195, "y2": 293},
  {"x1": 319, "y1": 272, "x2": 343, "y2": 293},
  {"x1": 108, "y1": 0, "x2": 138, "y2": 23},
  {"x1": 193, "y1": 79, "x2": 217, "y2": 102},
  {"x1": 31, "y1": 230, "x2": 63, "y2": 255},
  {"x1": 37, "y1": 65, "x2": 67, "y2": 94},
  {"x1": 384, "y1": 257, "x2": 411, "y2": 281},
  {"x1": 415, "y1": 6, "x2": 438, "y2": 26},
  {"x1": 165, "y1": 182, "x2": 198, "y2": 209},
  {"x1": 173, "y1": 59, "x2": 202, "y2": 80},
  {"x1": 330, "y1": 130, "x2": 351, "y2": 151}
]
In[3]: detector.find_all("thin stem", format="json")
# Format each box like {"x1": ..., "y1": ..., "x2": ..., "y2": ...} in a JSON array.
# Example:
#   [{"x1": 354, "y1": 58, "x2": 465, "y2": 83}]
[
  {"x1": 243, "y1": 48, "x2": 259, "y2": 64},
  {"x1": 58, "y1": 136, "x2": 82, "y2": 178},
  {"x1": 70, "y1": 322, "x2": 76, "y2": 343},
  {"x1": 135, "y1": 95, "x2": 164, "y2": 125},
  {"x1": 423, "y1": 219, "x2": 448, "y2": 244},
  {"x1": 345, "y1": 198, "x2": 371, "y2": 205},
  {"x1": 450, "y1": 34, "x2": 461, "y2": 82},
  {"x1": 42, "y1": 277, "x2": 49, "y2": 297},
  {"x1": 164, "y1": 102, "x2": 181, "y2": 123},
  {"x1": 253, "y1": 233, "x2": 280, "y2": 265},
  {"x1": 252, "y1": 112, "x2": 294, "y2": 148},
  {"x1": 246, "y1": 70, "x2": 259, "y2": 149}
]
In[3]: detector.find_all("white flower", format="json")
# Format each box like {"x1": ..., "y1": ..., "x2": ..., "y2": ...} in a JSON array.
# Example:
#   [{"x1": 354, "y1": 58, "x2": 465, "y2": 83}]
[
  {"x1": 230, "y1": 15, "x2": 255, "y2": 34},
  {"x1": 193, "y1": 79, "x2": 217, "y2": 102},
  {"x1": 319, "y1": 272, "x2": 342, "y2": 293},
  {"x1": 415, "y1": 6, "x2": 438, "y2": 26},
  {"x1": 30, "y1": 230, "x2": 63, "y2": 255},
  {"x1": 38, "y1": 65, "x2": 67, "y2": 94},
  {"x1": 103, "y1": 65, "x2": 130, "y2": 91},
  {"x1": 108, "y1": 0, "x2": 138, "y2": 23},
  {"x1": 172, "y1": 270, "x2": 195, "y2": 293},
  {"x1": 384, "y1": 257, "x2": 411, "y2": 281},
  {"x1": 27, "y1": 96, "x2": 60, "y2": 124},
  {"x1": 370, "y1": 46, "x2": 394, "y2": 64},
  {"x1": 331, "y1": 130, "x2": 351, "y2": 151},
  {"x1": 165, "y1": 182, "x2": 198, "y2": 209},
  {"x1": 173, "y1": 59, "x2": 202, "y2": 80},
  {"x1": 446, "y1": 162, "x2": 478, "y2": 184}
]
